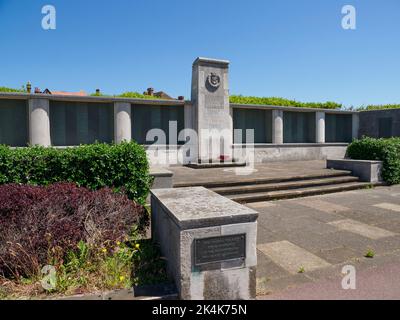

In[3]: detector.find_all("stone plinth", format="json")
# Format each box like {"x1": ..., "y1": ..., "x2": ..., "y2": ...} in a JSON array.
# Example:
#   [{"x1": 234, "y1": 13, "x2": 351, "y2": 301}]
[
  {"x1": 151, "y1": 187, "x2": 258, "y2": 300},
  {"x1": 327, "y1": 159, "x2": 383, "y2": 183}
]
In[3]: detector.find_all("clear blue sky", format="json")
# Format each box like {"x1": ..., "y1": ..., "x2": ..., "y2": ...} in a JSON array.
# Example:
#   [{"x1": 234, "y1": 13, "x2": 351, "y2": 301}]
[{"x1": 0, "y1": 0, "x2": 399, "y2": 108}]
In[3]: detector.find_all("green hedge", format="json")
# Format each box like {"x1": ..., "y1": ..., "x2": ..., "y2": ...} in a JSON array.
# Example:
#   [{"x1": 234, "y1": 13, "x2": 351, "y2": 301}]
[
  {"x1": 230, "y1": 95, "x2": 342, "y2": 110},
  {"x1": 347, "y1": 137, "x2": 400, "y2": 185},
  {"x1": 0, "y1": 142, "x2": 152, "y2": 204}
]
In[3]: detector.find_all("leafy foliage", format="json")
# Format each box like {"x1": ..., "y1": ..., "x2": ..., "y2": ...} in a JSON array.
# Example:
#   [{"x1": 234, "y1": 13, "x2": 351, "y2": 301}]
[
  {"x1": 0, "y1": 183, "x2": 148, "y2": 279},
  {"x1": 0, "y1": 142, "x2": 151, "y2": 204},
  {"x1": 358, "y1": 104, "x2": 400, "y2": 111},
  {"x1": 230, "y1": 95, "x2": 342, "y2": 109},
  {"x1": 90, "y1": 92, "x2": 111, "y2": 97},
  {"x1": 364, "y1": 249, "x2": 375, "y2": 258},
  {"x1": 347, "y1": 137, "x2": 400, "y2": 185},
  {"x1": 117, "y1": 91, "x2": 167, "y2": 100}
]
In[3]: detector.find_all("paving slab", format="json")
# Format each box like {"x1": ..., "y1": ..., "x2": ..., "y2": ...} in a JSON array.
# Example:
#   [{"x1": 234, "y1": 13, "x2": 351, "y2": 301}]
[
  {"x1": 328, "y1": 219, "x2": 396, "y2": 240},
  {"x1": 284, "y1": 231, "x2": 344, "y2": 254},
  {"x1": 256, "y1": 273, "x2": 312, "y2": 296},
  {"x1": 258, "y1": 241, "x2": 331, "y2": 275},
  {"x1": 323, "y1": 230, "x2": 376, "y2": 255},
  {"x1": 369, "y1": 236, "x2": 400, "y2": 254},
  {"x1": 305, "y1": 210, "x2": 345, "y2": 223},
  {"x1": 247, "y1": 201, "x2": 277, "y2": 209},
  {"x1": 259, "y1": 260, "x2": 400, "y2": 300},
  {"x1": 374, "y1": 220, "x2": 400, "y2": 233},
  {"x1": 296, "y1": 199, "x2": 350, "y2": 214},
  {"x1": 316, "y1": 247, "x2": 360, "y2": 265},
  {"x1": 256, "y1": 250, "x2": 290, "y2": 281},
  {"x1": 256, "y1": 225, "x2": 286, "y2": 244},
  {"x1": 337, "y1": 209, "x2": 396, "y2": 226},
  {"x1": 374, "y1": 202, "x2": 400, "y2": 213}
]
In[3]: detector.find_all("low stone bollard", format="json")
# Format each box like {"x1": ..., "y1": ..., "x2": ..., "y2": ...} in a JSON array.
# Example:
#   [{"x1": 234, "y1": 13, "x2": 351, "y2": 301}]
[{"x1": 151, "y1": 187, "x2": 258, "y2": 300}]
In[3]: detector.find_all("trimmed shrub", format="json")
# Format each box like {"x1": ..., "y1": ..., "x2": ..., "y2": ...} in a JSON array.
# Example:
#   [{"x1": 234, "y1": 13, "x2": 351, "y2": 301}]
[
  {"x1": 347, "y1": 137, "x2": 400, "y2": 185},
  {"x1": 0, "y1": 183, "x2": 148, "y2": 278},
  {"x1": 0, "y1": 141, "x2": 151, "y2": 204},
  {"x1": 230, "y1": 95, "x2": 342, "y2": 110}
]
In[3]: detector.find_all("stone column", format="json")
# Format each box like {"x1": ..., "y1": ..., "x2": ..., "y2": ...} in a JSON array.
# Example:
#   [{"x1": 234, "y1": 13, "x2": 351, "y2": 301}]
[
  {"x1": 114, "y1": 102, "x2": 131, "y2": 143},
  {"x1": 316, "y1": 111, "x2": 326, "y2": 144},
  {"x1": 352, "y1": 113, "x2": 360, "y2": 140},
  {"x1": 272, "y1": 110, "x2": 283, "y2": 144},
  {"x1": 191, "y1": 57, "x2": 232, "y2": 163},
  {"x1": 28, "y1": 98, "x2": 51, "y2": 146}
]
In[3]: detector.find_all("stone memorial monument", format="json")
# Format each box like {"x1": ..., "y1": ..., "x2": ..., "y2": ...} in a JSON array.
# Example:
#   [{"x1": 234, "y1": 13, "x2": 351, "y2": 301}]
[{"x1": 190, "y1": 57, "x2": 234, "y2": 164}]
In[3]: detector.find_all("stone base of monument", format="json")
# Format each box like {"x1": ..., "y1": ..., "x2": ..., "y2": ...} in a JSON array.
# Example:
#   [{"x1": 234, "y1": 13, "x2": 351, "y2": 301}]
[
  {"x1": 186, "y1": 162, "x2": 247, "y2": 169},
  {"x1": 186, "y1": 158, "x2": 247, "y2": 169},
  {"x1": 151, "y1": 187, "x2": 258, "y2": 300}
]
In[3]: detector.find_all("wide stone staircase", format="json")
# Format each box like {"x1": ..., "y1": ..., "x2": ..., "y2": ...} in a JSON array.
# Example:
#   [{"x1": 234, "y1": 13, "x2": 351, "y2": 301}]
[{"x1": 174, "y1": 170, "x2": 382, "y2": 203}]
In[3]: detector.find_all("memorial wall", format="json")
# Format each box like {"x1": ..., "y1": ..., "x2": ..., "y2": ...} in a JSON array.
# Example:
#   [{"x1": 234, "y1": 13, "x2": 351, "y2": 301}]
[{"x1": 0, "y1": 57, "x2": 368, "y2": 164}]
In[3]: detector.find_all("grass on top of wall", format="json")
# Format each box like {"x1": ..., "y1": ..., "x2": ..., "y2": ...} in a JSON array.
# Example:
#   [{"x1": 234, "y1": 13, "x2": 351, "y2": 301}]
[
  {"x1": 229, "y1": 95, "x2": 342, "y2": 110},
  {"x1": 0, "y1": 86, "x2": 26, "y2": 93},
  {"x1": 90, "y1": 91, "x2": 171, "y2": 100},
  {"x1": 357, "y1": 104, "x2": 400, "y2": 111}
]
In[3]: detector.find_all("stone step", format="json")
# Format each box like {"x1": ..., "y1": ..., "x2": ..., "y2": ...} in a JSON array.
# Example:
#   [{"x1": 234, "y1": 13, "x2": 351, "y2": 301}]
[
  {"x1": 226, "y1": 182, "x2": 383, "y2": 203},
  {"x1": 173, "y1": 170, "x2": 352, "y2": 188},
  {"x1": 211, "y1": 176, "x2": 360, "y2": 195},
  {"x1": 185, "y1": 161, "x2": 247, "y2": 169}
]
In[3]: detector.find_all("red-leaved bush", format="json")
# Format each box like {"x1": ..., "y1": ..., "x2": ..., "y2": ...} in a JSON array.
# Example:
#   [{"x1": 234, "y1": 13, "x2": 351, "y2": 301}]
[{"x1": 0, "y1": 183, "x2": 148, "y2": 279}]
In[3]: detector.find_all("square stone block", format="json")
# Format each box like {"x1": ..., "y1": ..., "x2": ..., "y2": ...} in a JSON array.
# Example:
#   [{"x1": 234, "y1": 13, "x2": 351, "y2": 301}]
[{"x1": 151, "y1": 187, "x2": 258, "y2": 300}]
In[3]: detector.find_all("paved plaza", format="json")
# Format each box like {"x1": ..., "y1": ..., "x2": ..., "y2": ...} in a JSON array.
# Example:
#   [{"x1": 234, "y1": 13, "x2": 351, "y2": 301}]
[{"x1": 251, "y1": 185, "x2": 400, "y2": 299}]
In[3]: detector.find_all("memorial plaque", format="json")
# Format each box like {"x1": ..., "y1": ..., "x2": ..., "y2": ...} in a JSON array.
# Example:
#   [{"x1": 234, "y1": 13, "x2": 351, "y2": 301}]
[{"x1": 194, "y1": 234, "x2": 246, "y2": 266}]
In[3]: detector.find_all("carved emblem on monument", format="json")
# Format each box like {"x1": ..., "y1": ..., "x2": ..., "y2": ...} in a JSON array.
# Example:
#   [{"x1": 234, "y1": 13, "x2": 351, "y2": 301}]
[{"x1": 206, "y1": 72, "x2": 221, "y2": 89}]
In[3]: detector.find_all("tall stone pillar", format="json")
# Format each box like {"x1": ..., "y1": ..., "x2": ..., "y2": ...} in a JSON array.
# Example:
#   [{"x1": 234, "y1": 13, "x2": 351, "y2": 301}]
[
  {"x1": 316, "y1": 111, "x2": 326, "y2": 144},
  {"x1": 191, "y1": 57, "x2": 232, "y2": 163},
  {"x1": 29, "y1": 98, "x2": 51, "y2": 146},
  {"x1": 352, "y1": 113, "x2": 360, "y2": 140},
  {"x1": 272, "y1": 110, "x2": 284, "y2": 144},
  {"x1": 114, "y1": 102, "x2": 132, "y2": 143}
]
